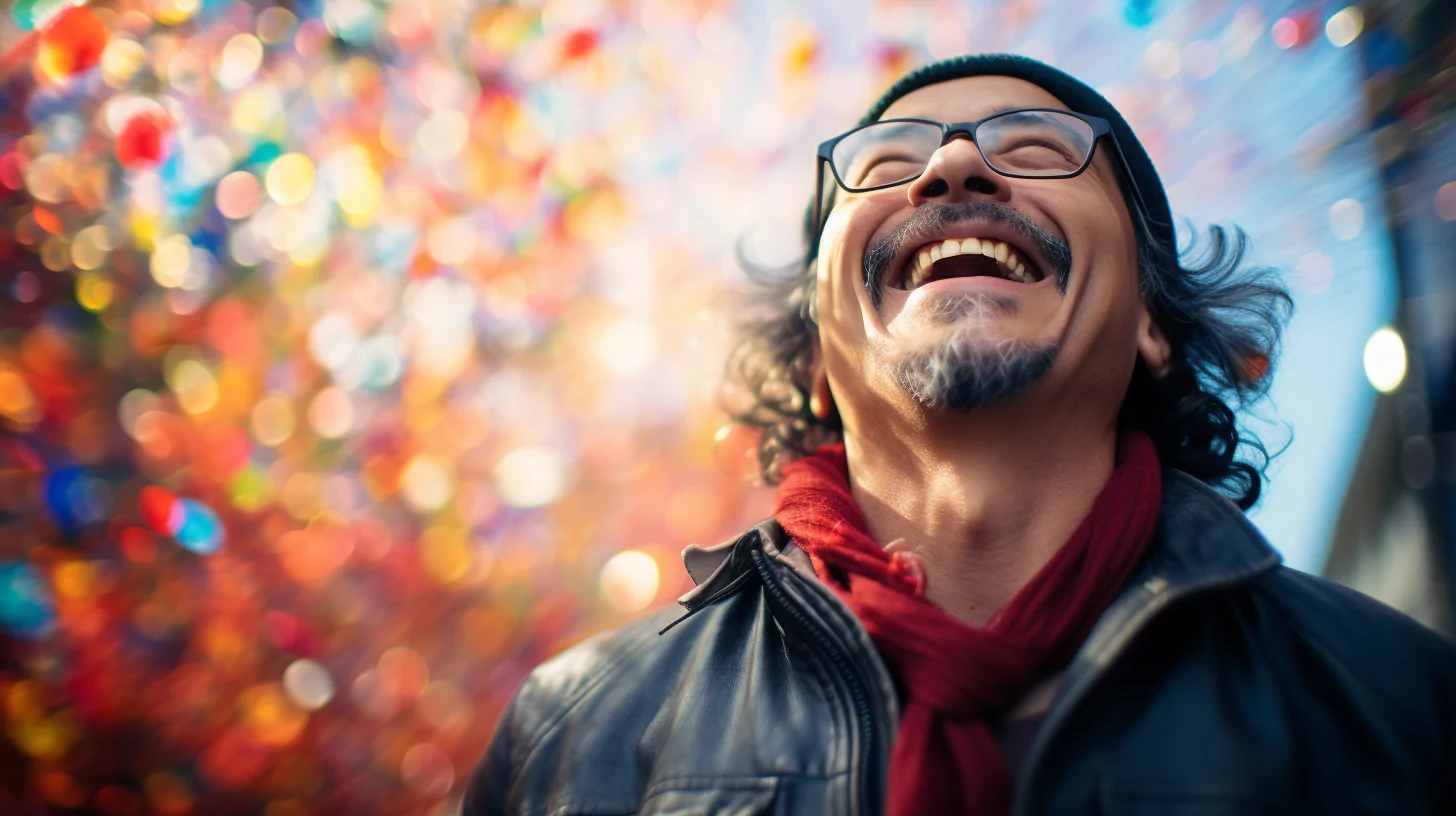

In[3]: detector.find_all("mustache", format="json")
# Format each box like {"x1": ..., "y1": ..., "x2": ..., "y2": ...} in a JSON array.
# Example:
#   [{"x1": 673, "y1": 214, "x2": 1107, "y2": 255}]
[{"x1": 861, "y1": 201, "x2": 1073, "y2": 310}]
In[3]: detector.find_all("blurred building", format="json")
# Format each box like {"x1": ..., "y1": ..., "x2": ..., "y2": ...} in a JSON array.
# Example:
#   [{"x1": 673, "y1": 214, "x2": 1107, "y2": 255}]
[{"x1": 1323, "y1": 0, "x2": 1456, "y2": 636}]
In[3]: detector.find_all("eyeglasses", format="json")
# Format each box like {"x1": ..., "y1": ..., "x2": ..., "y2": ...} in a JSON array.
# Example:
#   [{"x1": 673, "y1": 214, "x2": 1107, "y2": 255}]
[{"x1": 811, "y1": 107, "x2": 1152, "y2": 244}]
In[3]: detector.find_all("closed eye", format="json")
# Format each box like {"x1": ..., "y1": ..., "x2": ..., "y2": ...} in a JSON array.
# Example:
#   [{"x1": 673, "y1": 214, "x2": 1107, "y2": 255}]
[
  {"x1": 850, "y1": 153, "x2": 926, "y2": 187},
  {"x1": 1003, "y1": 139, "x2": 1076, "y2": 161}
]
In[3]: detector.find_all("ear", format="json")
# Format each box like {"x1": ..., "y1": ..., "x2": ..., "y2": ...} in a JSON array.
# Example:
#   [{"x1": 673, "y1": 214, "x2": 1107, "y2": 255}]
[
  {"x1": 809, "y1": 343, "x2": 835, "y2": 420},
  {"x1": 1137, "y1": 303, "x2": 1172, "y2": 378}
]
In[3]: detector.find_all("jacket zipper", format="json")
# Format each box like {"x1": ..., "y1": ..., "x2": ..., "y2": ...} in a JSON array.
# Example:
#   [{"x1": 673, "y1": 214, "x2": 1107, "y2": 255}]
[{"x1": 752, "y1": 549, "x2": 879, "y2": 816}]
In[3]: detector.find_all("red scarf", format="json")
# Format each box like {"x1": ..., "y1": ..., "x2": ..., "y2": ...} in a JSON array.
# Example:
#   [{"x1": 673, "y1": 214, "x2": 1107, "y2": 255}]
[{"x1": 773, "y1": 431, "x2": 1161, "y2": 815}]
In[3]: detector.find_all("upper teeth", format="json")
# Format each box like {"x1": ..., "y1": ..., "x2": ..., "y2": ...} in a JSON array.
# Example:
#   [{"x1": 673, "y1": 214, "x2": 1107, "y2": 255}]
[{"x1": 907, "y1": 239, "x2": 1033, "y2": 288}]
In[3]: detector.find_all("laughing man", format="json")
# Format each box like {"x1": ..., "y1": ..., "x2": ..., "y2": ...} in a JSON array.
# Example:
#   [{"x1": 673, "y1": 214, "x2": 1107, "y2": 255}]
[{"x1": 466, "y1": 55, "x2": 1456, "y2": 816}]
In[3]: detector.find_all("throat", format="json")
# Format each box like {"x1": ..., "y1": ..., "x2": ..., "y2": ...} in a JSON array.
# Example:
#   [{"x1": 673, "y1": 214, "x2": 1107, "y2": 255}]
[{"x1": 843, "y1": 428, "x2": 1119, "y2": 626}]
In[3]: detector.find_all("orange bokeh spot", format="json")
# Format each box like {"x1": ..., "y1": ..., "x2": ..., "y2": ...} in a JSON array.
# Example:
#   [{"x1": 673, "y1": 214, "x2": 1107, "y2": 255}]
[
  {"x1": 33, "y1": 206, "x2": 62, "y2": 234},
  {"x1": 237, "y1": 683, "x2": 308, "y2": 747},
  {"x1": 38, "y1": 8, "x2": 108, "y2": 81},
  {"x1": 202, "y1": 426, "x2": 252, "y2": 479},
  {"x1": 277, "y1": 518, "x2": 355, "y2": 584},
  {"x1": 377, "y1": 645, "x2": 429, "y2": 702},
  {"x1": 206, "y1": 299, "x2": 258, "y2": 362}
]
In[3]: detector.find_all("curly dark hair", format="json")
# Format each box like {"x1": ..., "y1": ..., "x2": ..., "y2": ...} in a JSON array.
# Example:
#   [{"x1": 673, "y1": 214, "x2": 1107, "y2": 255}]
[{"x1": 722, "y1": 207, "x2": 1294, "y2": 510}]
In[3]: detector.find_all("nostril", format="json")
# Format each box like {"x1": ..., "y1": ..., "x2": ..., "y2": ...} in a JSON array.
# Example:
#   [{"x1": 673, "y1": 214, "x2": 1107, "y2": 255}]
[
  {"x1": 920, "y1": 178, "x2": 949, "y2": 197},
  {"x1": 965, "y1": 176, "x2": 998, "y2": 194}
]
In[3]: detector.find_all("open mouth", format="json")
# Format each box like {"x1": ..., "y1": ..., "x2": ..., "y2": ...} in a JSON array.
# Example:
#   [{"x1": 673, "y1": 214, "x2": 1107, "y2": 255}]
[{"x1": 894, "y1": 237, "x2": 1047, "y2": 290}]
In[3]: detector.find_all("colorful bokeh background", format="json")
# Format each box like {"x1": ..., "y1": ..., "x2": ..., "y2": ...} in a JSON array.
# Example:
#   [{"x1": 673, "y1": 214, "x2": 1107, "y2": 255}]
[{"x1": 0, "y1": 0, "x2": 1448, "y2": 813}]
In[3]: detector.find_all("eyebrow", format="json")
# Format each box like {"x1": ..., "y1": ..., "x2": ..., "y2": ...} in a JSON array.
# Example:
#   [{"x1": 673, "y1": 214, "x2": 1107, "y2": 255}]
[
  {"x1": 888, "y1": 104, "x2": 1063, "y2": 123},
  {"x1": 975, "y1": 104, "x2": 1075, "y2": 120}
]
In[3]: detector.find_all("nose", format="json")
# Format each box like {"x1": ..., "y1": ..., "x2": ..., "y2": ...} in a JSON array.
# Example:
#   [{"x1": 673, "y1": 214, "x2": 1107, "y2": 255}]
[{"x1": 905, "y1": 135, "x2": 1011, "y2": 207}]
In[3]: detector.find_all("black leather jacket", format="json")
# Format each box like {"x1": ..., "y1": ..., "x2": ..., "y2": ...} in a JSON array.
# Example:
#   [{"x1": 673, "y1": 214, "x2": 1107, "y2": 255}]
[{"x1": 465, "y1": 471, "x2": 1456, "y2": 815}]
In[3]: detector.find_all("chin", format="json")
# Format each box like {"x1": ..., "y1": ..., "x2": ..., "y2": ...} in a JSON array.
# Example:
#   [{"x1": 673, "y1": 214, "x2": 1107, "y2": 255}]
[{"x1": 891, "y1": 328, "x2": 1059, "y2": 412}]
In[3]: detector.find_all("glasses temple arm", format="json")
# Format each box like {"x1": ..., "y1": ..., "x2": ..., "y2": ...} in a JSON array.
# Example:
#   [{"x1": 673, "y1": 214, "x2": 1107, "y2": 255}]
[
  {"x1": 812, "y1": 159, "x2": 825, "y2": 239},
  {"x1": 1106, "y1": 133, "x2": 1164, "y2": 245}
]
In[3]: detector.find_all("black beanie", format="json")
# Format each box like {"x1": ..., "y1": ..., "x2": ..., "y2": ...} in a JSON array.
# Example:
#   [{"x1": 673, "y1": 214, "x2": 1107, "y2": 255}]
[{"x1": 813, "y1": 53, "x2": 1175, "y2": 261}]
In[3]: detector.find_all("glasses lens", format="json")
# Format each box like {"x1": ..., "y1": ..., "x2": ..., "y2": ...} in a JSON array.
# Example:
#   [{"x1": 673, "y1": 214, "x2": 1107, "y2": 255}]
[
  {"x1": 830, "y1": 121, "x2": 943, "y2": 191},
  {"x1": 977, "y1": 110, "x2": 1096, "y2": 176}
]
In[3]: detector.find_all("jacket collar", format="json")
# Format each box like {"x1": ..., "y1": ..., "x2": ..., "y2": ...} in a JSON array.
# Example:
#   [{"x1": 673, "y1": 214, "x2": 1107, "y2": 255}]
[
  {"x1": 678, "y1": 469, "x2": 1280, "y2": 629},
  {"x1": 1060, "y1": 468, "x2": 1281, "y2": 681},
  {"x1": 1138, "y1": 468, "x2": 1282, "y2": 593}
]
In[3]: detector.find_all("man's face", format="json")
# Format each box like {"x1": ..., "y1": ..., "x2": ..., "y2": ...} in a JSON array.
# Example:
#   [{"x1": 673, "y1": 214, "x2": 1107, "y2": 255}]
[{"x1": 815, "y1": 75, "x2": 1163, "y2": 437}]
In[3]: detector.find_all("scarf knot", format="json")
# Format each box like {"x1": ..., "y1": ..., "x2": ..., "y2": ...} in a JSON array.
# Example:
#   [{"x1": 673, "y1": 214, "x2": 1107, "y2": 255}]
[{"x1": 773, "y1": 432, "x2": 1162, "y2": 816}]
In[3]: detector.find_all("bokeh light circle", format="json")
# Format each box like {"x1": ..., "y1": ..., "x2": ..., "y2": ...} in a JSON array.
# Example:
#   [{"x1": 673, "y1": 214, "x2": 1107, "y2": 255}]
[
  {"x1": 282, "y1": 659, "x2": 335, "y2": 711},
  {"x1": 599, "y1": 550, "x2": 661, "y2": 613},
  {"x1": 265, "y1": 154, "x2": 315, "y2": 206},
  {"x1": 493, "y1": 447, "x2": 566, "y2": 508},
  {"x1": 1363, "y1": 327, "x2": 1407, "y2": 394},
  {"x1": 400, "y1": 455, "x2": 454, "y2": 514},
  {"x1": 308, "y1": 387, "x2": 354, "y2": 440},
  {"x1": 216, "y1": 172, "x2": 263, "y2": 220},
  {"x1": 1325, "y1": 7, "x2": 1364, "y2": 47}
]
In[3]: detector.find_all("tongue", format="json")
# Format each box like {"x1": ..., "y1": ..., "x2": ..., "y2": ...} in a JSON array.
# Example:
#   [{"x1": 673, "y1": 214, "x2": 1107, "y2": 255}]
[{"x1": 922, "y1": 254, "x2": 1005, "y2": 286}]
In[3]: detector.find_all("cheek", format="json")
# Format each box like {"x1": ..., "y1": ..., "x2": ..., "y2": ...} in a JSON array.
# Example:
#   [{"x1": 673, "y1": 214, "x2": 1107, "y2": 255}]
[
  {"x1": 820, "y1": 193, "x2": 902, "y2": 258},
  {"x1": 1089, "y1": 210, "x2": 1142, "y2": 329},
  {"x1": 815, "y1": 198, "x2": 907, "y2": 395},
  {"x1": 816, "y1": 195, "x2": 905, "y2": 314},
  {"x1": 813, "y1": 202, "x2": 871, "y2": 371},
  {"x1": 1044, "y1": 184, "x2": 1142, "y2": 350}
]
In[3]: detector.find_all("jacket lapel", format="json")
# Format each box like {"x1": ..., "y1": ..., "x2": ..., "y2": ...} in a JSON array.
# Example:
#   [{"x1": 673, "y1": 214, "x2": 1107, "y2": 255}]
[{"x1": 1061, "y1": 469, "x2": 1282, "y2": 687}]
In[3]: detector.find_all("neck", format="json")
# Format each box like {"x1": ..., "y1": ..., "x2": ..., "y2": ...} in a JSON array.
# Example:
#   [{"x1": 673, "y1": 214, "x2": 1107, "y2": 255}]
[{"x1": 843, "y1": 406, "x2": 1117, "y2": 626}]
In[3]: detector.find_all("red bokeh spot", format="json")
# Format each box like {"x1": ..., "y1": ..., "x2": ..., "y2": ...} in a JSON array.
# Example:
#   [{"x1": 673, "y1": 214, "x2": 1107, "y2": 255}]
[
  {"x1": 262, "y1": 611, "x2": 321, "y2": 657},
  {"x1": 39, "y1": 7, "x2": 109, "y2": 79},
  {"x1": 1271, "y1": 12, "x2": 1319, "y2": 50},
  {"x1": 115, "y1": 112, "x2": 172, "y2": 169},
  {"x1": 0, "y1": 151, "x2": 26, "y2": 190},
  {"x1": 560, "y1": 29, "x2": 598, "y2": 62},
  {"x1": 138, "y1": 485, "x2": 177, "y2": 534},
  {"x1": 119, "y1": 526, "x2": 158, "y2": 564},
  {"x1": 200, "y1": 728, "x2": 271, "y2": 789}
]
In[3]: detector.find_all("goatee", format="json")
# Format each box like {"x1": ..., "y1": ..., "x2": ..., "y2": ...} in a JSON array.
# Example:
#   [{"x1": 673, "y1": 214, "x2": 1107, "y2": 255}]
[{"x1": 890, "y1": 293, "x2": 1059, "y2": 411}]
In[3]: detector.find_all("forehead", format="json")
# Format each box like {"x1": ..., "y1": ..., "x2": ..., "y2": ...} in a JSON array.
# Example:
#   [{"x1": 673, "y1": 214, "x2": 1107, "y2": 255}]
[{"x1": 879, "y1": 75, "x2": 1070, "y2": 122}]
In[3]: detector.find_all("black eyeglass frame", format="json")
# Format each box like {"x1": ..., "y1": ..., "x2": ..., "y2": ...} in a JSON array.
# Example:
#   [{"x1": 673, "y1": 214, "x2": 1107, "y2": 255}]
[{"x1": 810, "y1": 107, "x2": 1154, "y2": 248}]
